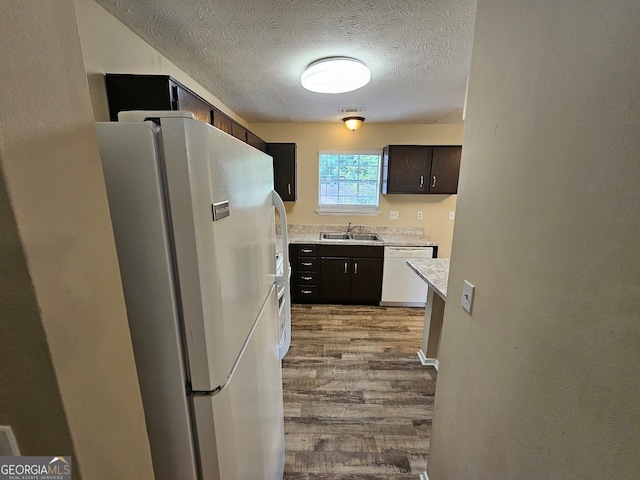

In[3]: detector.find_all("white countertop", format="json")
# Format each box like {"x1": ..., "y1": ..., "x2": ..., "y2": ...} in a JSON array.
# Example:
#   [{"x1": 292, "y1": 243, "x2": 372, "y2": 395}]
[
  {"x1": 277, "y1": 224, "x2": 439, "y2": 256},
  {"x1": 406, "y1": 258, "x2": 450, "y2": 300}
]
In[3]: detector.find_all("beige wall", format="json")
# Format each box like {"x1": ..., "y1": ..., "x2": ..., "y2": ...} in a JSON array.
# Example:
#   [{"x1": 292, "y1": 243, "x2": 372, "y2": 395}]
[
  {"x1": 73, "y1": 0, "x2": 246, "y2": 125},
  {"x1": 0, "y1": 1, "x2": 154, "y2": 478},
  {"x1": 251, "y1": 122, "x2": 463, "y2": 257},
  {"x1": 429, "y1": 1, "x2": 640, "y2": 479}
]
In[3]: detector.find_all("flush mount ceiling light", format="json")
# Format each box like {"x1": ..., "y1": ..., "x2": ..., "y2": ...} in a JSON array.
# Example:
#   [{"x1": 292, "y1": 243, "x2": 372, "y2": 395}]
[
  {"x1": 301, "y1": 57, "x2": 371, "y2": 94},
  {"x1": 343, "y1": 116, "x2": 365, "y2": 131}
]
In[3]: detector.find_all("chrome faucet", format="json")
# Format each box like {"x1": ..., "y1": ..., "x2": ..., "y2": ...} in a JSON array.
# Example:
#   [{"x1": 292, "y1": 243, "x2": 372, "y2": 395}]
[{"x1": 346, "y1": 223, "x2": 364, "y2": 234}]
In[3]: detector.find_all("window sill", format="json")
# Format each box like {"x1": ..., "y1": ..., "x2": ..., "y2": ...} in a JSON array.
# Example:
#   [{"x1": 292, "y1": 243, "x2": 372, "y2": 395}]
[{"x1": 316, "y1": 209, "x2": 381, "y2": 217}]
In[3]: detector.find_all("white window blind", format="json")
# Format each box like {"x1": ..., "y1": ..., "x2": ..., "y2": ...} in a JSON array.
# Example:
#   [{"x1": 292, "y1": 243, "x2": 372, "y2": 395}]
[{"x1": 318, "y1": 151, "x2": 381, "y2": 214}]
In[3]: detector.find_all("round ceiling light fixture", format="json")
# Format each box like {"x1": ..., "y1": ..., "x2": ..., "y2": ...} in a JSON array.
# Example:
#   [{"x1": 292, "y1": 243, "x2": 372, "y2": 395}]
[
  {"x1": 301, "y1": 57, "x2": 371, "y2": 94},
  {"x1": 343, "y1": 117, "x2": 365, "y2": 131}
]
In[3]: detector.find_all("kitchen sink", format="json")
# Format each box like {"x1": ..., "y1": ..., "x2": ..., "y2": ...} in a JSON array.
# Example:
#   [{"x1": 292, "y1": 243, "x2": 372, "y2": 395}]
[
  {"x1": 350, "y1": 233, "x2": 383, "y2": 241},
  {"x1": 320, "y1": 232, "x2": 351, "y2": 239},
  {"x1": 319, "y1": 232, "x2": 383, "y2": 241}
]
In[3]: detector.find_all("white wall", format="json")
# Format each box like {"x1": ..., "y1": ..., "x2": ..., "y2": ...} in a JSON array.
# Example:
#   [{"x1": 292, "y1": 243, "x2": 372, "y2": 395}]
[
  {"x1": 429, "y1": 1, "x2": 640, "y2": 479},
  {"x1": 73, "y1": 0, "x2": 247, "y2": 125},
  {"x1": 0, "y1": 1, "x2": 154, "y2": 478}
]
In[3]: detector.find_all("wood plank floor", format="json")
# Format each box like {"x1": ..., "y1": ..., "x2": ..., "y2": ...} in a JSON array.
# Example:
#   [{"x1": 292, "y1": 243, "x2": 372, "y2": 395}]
[{"x1": 282, "y1": 304, "x2": 437, "y2": 479}]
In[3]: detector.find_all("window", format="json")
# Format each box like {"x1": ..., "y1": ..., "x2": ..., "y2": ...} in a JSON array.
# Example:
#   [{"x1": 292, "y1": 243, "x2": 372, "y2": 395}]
[{"x1": 318, "y1": 151, "x2": 382, "y2": 215}]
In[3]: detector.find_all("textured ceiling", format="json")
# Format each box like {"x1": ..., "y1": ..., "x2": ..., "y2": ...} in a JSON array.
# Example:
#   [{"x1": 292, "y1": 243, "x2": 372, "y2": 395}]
[{"x1": 95, "y1": 0, "x2": 476, "y2": 124}]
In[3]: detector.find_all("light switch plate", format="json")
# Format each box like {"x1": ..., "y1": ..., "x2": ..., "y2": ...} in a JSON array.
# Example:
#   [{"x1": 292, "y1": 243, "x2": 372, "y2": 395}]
[
  {"x1": 389, "y1": 211, "x2": 399, "y2": 220},
  {"x1": 461, "y1": 280, "x2": 475, "y2": 313}
]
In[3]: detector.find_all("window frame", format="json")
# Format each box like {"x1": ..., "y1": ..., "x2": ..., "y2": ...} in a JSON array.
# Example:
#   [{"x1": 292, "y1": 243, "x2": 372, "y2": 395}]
[{"x1": 316, "y1": 150, "x2": 382, "y2": 216}]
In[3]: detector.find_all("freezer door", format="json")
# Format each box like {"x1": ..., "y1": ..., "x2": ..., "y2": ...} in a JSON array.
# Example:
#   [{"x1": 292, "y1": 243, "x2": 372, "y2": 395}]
[
  {"x1": 159, "y1": 117, "x2": 278, "y2": 391},
  {"x1": 192, "y1": 287, "x2": 285, "y2": 480},
  {"x1": 96, "y1": 122, "x2": 198, "y2": 480}
]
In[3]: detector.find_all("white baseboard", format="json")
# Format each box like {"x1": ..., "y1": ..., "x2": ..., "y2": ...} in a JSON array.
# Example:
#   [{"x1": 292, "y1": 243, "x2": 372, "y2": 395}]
[
  {"x1": 418, "y1": 472, "x2": 429, "y2": 480},
  {"x1": 417, "y1": 350, "x2": 439, "y2": 371}
]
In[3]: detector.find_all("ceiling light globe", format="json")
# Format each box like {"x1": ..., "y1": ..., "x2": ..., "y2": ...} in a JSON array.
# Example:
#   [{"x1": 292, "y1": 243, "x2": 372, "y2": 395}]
[
  {"x1": 343, "y1": 117, "x2": 365, "y2": 131},
  {"x1": 301, "y1": 57, "x2": 371, "y2": 94}
]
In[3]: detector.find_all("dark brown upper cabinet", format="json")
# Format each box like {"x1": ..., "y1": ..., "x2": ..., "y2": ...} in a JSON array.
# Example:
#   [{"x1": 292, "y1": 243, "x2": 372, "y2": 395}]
[
  {"x1": 246, "y1": 131, "x2": 267, "y2": 153},
  {"x1": 429, "y1": 146, "x2": 462, "y2": 194},
  {"x1": 105, "y1": 74, "x2": 211, "y2": 124},
  {"x1": 231, "y1": 123, "x2": 247, "y2": 143},
  {"x1": 381, "y1": 145, "x2": 461, "y2": 194},
  {"x1": 104, "y1": 73, "x2": 268, "y2": 153},
  {"x1": 267, "y1": 143, "x2": 297, "y2": 201},
  {"x1": 211, "y1": 108, "x2": 233, "y2": 135}
]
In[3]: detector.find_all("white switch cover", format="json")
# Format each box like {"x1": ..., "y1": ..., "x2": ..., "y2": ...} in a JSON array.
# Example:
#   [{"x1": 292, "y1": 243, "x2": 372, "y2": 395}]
[
  {"x1": 389, "y1": 211, "x2": 399, "y2": 220},
  {"x1": 449, "y1": 211, "x2": 455, "y2": 220},
  {"x1": 0, "y1": 426, "x2": 20, "y2": 455},
  {"x1": 461, "y1": 280, "x2": 475, "y2": 313},
  {"x1": 417, "y1": 211, "x2": 423, "y2": 220}
]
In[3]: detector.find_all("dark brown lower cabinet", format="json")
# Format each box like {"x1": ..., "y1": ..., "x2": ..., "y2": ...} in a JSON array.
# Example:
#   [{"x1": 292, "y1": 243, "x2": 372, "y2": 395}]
[
  {"x1": 350, "y1": 257, "x2": 385, "y2": 304},
  {"x1": 290, "y1": 243, "x2": 383, "y2": 305},
  {"x1": 319, "y1": 257, "x2": 383, "y2": 305},
  {"x1": 319, "y1": 257, "x2": 352, "y2": 301},
  {"x1": 318, "y1": 245, "x2": 384, "y2": 305}
]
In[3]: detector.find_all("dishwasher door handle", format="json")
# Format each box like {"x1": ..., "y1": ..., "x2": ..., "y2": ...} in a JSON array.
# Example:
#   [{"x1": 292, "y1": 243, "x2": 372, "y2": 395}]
[{"x1": 384, "y1": 247, "x2": 434, "y2": 259}]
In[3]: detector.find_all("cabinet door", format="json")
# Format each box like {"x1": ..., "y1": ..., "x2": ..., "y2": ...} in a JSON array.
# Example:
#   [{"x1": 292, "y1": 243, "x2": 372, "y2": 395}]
[
  {"x1": 232, "y1": 123, "x2": 247, "y2": 142},
  {"x1": 429, "y1": 146, "x2": 462, "y2": 194},
  {"x1": 319, "y1": 257, "x2": 351, "y2": 302},
  {"x1": 211, "y1": 108, "x2": 233, "y2": 135},
  {"x1": 268, "y1": 143, "x2": 297, "y2": 201},
  {"x1": 383, "y1": 145, "x2": 432, "y2": 194},
  {"x1": 350, "y1": 258, "x2": 384, "y2": 304},
  {"x1": 247, "y1": 131, "x2": 267, "y2": 153},
  {"x1": 105, "y1": 74, "x2": 173, "y2": 121},
  {"x1": 171, "y1": 83, "x2": 212, "y2": 124}
]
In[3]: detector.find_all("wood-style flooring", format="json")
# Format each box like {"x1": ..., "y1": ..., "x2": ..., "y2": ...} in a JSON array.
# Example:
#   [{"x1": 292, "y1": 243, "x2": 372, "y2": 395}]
[{"x1": 282, "y1": 304, "x2": 437, "y2": 479}]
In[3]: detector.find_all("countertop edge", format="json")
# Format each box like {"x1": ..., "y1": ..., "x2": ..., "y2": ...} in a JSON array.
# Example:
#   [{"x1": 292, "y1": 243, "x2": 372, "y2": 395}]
[{"x1": 406, "y1": 259, "x2": 449, "y2": 301}]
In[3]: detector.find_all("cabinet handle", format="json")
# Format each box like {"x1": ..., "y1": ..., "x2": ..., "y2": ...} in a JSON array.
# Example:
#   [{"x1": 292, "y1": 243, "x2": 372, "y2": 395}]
[
  {"x1": 301, "y1": 249, "x2": 312, "y2": 253},
  {"x1": 288, "y1": 183, "x2": 291, "y2": 195},
  {"x1": 301, "y1": 276, "x2": 312, "y2": 281},
  {"x1": 344, "y1": 262, "x2": 348, "y2": 274},
  {"x1": 301, "y1": 262, "x2": 312, "y2": 266},
  {"x1": 171, "y1": 86, "x2": 179, "y2": 110},
  {"x1": 301, "y1": 290, "x2": 312, "y2": 294},
  {"x1": 354, "y1": 262, "x2": 358, "y2": 274},
  {"x1": 432, "y1": 176, "x2": 437, "y2": 188},
  {"x1": 420, "y1": 175, "x2": 424, "y2": 188}
]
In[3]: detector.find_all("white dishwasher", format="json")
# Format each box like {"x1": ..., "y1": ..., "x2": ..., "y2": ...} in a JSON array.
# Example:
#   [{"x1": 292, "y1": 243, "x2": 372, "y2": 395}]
[{"x1": 380, "y1": 246, "x2": 434, "y2": 307}]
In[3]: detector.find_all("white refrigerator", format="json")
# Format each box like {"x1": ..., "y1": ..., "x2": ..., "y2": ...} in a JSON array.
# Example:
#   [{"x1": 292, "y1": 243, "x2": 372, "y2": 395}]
[{"x1": 96, "y1": 112, "x2": 288, "y2": 480}]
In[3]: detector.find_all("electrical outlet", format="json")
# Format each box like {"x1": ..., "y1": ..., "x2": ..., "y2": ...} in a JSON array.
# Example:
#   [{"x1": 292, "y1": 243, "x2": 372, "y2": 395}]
[
  {"x1": 461, "y1": 280, "x2": 475, "y2": 314},
  {"x1": 449, "y1": 211, "x2": 455, "y2": 220},
  {"x1": 389, "y1": 211, "x2": 399, "y2": 220},
  {"x1": 417, "y1": 211, "x2": 423, "y2": 220}
]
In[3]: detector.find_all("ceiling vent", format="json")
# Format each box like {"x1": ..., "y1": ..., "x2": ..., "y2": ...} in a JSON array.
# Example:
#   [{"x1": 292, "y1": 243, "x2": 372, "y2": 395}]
[{"x1": 339, "y1": 107, "x2": 365, "y2": 114}]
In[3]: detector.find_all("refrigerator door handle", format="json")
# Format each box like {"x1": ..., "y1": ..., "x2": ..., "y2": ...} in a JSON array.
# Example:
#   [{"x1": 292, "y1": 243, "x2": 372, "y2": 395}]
[
  {"x1": 272, "y1": 190, "x2": 289, "y2": 287},
  {"x1": 192, "y1": 284, "x2": 277, "y2": 397}
]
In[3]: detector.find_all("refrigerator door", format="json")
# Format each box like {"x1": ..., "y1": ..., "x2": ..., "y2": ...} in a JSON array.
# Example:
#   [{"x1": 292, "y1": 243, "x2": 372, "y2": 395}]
[
  {"x1": 96, "y1": 122, "x2": 198, "y2": 479},
  {"x1": 192, "y1": 286, "x2": 285, "y2": 480},
  {"x1": 272, "y1": 190, "x2": 291, "y2": 359},
  {"x1": 159, "y1": 117, "x2": 278, "y2": 392}
]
